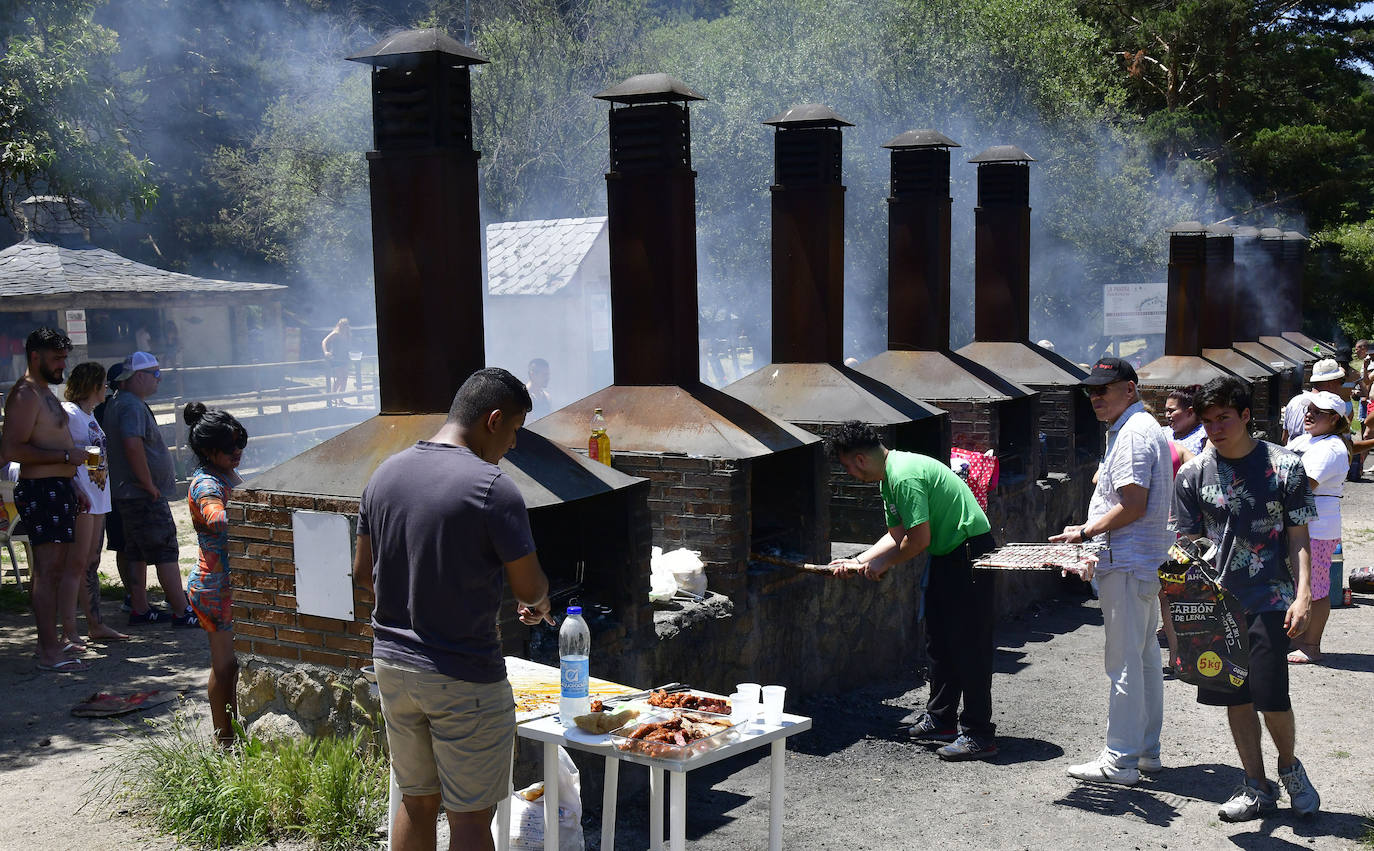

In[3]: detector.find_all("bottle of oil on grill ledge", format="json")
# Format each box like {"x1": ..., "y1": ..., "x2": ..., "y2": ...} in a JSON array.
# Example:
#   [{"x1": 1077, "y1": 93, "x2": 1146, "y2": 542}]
[
  {"x1": 588, "y1": 407, "x2": 611, "y2": 465},
  {"x1": 559, "y1": 606, "x2": 591, "y2": 726}
]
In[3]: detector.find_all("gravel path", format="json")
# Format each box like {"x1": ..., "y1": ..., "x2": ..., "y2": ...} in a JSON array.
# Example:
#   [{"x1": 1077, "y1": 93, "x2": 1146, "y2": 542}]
[{"x1": 2, "y1": 480, "x2": 1372, "y2": 849}]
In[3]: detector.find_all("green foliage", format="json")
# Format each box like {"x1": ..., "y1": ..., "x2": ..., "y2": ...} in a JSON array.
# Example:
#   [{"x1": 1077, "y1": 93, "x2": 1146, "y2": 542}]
[
  {"x1": 1312, "y1": 219, "x2": 1374, "y2": 342},
  {"x1": 92, "y1": 705, "x2": 388, "y2": 849},
  {"x1": 0, "y1": 0, "x2": 156, "y2": 222}
]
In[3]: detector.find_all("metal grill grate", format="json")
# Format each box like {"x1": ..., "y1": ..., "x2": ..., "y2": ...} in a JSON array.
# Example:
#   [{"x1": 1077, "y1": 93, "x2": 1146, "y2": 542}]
[{"x1": 973, "y1": 542, "x2": 1106, "y2": 577}]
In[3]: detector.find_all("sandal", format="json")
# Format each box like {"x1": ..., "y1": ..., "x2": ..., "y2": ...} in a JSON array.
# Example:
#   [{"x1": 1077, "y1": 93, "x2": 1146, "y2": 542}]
[
  {"x1": 37, "y1": 658, "x2": 90, "y2": 673},
  {"x1": 1287, "y1": 649, "x2": 1321, "y2": 664},
  {"x1": 62, "y1": 640, "x2": 88, "y2": 654}
]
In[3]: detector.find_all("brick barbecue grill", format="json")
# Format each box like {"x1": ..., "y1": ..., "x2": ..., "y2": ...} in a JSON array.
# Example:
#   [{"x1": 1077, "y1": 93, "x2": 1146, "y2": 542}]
[
  {"x1": 954, "y1": 145, "x2": 1097, "y2": 476},
  {"x1": 528, "y1": 76, "x2": 829, "y2": 598},
  {"x1": 723, "y1": 106, "x2": 949, "y2": 542},
  {"x1": 857, "y1": 130, "x2": 1036, "y2": 478},
  {"x1": 227, "y1": 30, "x2": 651, "y2": 687}
]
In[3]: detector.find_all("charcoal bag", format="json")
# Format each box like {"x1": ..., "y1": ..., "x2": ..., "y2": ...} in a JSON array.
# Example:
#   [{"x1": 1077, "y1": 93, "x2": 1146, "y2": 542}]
[{"x1": 1158, "y1": 538, "x2": 1250, "y2": 692}]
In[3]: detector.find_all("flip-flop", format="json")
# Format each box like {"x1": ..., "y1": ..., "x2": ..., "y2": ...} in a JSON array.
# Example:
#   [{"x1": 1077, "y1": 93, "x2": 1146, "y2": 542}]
[
  {"x1": 1287, "y1": 650, "x2": 1321, "y2": 664},
  {"x1": 37, "y1": 658, "x2": 90, "y2": 673},
  {"x1": 62, "y1": 641, "x2": 88, "y2": 654}
]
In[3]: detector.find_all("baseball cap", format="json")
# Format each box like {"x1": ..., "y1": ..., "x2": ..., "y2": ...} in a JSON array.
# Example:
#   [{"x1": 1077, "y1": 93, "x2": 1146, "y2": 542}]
[
  {"x1": 126, "y1": 351, "x2": 159, "y2": 372},
  {"x1": 1082, "y1": 355, "x2": 1138, "y2": 386},
  {"x1": 1304, "y1": 390, "x2": 1348, "y2": 419},
  {"x1": 105, "y1": 362, "x2": 125, "y2": 389}
]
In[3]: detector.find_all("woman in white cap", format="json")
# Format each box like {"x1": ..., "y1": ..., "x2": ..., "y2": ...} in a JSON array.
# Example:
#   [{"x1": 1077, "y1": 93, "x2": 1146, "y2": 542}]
[{"x1": 1283, "y1": 389, "x2": 1349, "y2": 663}]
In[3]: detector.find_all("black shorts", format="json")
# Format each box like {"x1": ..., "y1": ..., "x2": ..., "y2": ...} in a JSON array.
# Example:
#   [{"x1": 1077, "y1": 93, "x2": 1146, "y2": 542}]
[
  {"x1": 1197, "y1": 610, "x2": 1291, "y2": 712},
  {"x1": 114, "y1": 497, "x2": 179, "y2": 565},
  {"x1": 105, "y1": 499, "x2": 125, "y2": 552},
  {"x1": 14, "y1": 477, "x2": 77, "y2": 545}
]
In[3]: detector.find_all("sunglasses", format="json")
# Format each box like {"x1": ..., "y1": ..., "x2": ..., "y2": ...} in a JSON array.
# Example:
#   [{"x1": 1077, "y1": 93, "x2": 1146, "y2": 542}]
[
  {"x1": 1082, "y1": 382, "x2": 1121, "y2": 398},
  {"x1": 139, "y1": 368, "x2": 161, "y2": 378}
]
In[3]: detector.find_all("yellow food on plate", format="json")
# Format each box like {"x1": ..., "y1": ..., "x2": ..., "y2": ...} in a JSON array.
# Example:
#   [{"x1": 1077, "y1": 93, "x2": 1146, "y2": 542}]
[{"x1": 574, "y1": 706, "x2": 639, "y2": 734}]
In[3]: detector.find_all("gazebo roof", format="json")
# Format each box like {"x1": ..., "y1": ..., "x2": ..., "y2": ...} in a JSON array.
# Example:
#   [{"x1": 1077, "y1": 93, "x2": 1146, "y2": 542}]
[
  {"x1": 0, "y1": 236, "x2": 286, "y2": 310},
  {"x1": 486, "y1": 217, "x2": 606, "y2": 296}
]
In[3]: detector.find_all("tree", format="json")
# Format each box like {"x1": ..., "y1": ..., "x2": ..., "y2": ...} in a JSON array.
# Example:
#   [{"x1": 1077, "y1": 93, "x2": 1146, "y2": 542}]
[{"x1": 0, "y1": 0, "x2": 156, "y2": 225}]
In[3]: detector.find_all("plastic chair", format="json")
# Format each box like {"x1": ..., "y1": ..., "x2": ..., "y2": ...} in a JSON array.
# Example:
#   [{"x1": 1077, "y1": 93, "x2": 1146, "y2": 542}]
[{"x1": 0, "y1": 480, "x2": 30, "y2": 591}]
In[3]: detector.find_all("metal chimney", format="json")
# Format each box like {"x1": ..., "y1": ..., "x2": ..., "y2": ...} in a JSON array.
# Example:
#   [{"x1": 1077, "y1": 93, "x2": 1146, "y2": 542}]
[
  {"x1": 1164, "y1": 222, "x2": 1207, "y2": 356},
  {"x1": 764, "y1": 104, "x2": 851, "y2": 363},
  {"x1": 1255, "y1": 226, "x2": 1318, "y2": 366},
  {"x1": 597, "y1": 73, "x2": 704, "y2": 386},
  {"x1": 1277, "y1": 231, "x2": 1330, "y2": 355},
  {"x1": 884, "y1": 130, "x2": 959, "y2": 351},
  {"x1": 1200, "y1": 224, "x2": 1235, "y2": 349},
  {"x1": 346, "y1": 28, "x2": 488, "y2": 414},
  {"x1": 970, "y1": 145, "x2": 1034, "y2": 342}
]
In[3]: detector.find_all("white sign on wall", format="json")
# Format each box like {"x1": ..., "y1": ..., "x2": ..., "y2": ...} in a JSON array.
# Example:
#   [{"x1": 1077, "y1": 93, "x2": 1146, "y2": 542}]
[
  {"x1": 1103, "y1": 283, "x2": 1168, "y2": 336},
  {"x1": 292, "y1": 510, "x2": 355, "y2": 621},
  {"x1": 64, "y1": 309, "x2": 88, "y2": 346}
]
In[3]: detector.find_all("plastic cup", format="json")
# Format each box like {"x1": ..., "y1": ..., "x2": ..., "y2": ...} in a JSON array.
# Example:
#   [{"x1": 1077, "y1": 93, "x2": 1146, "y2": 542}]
[
  {"x1": 84, "y1": 446, "x2": 101, "y2": 469},
  {"x1": 728, "y1": 692, "x2": 749, "y2": 723},
  {"x1": 761, "y1": 685, "x2": 786, "y2": 726},
  {"x1": 735, "y1": 682, "x2": 761, "y2": 724}
]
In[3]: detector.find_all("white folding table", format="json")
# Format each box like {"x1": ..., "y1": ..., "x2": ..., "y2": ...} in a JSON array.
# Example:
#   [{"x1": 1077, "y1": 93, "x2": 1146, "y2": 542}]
[{"x1": 510, "y1": 707, "x2": 811, "y2": 851}]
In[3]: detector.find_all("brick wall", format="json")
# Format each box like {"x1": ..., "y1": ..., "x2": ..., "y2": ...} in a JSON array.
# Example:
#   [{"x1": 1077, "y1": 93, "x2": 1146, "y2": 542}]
[
  {"x1": 613, "y1": 453, "x2": 751, "y2": 598},
  {"x1": 229, "y1": 490, "x2": 372, "y2": 670}
]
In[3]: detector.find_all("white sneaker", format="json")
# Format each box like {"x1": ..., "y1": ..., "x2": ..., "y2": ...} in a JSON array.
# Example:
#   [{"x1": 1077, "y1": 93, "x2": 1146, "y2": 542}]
[
  {"x1": 1218, "y1": 777, "x2": 1278, "y2": 822},
  {"x1": 1138, "y1": 756, "x2": 1162, "y2": 774},
  {"x1": 1067, "y1": 752, "x2": 1139, "y2": 787}
]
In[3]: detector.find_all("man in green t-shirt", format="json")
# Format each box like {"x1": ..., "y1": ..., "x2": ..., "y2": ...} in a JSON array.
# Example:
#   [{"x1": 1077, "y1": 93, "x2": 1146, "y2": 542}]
[{"x1": 829, "y1": 421, "x2": 998, "y2": 761}]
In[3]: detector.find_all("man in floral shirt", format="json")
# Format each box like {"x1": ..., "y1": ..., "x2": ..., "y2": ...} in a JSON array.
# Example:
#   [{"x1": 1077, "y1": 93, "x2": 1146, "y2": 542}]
[{"x1": 1173, "y1": 376, "x2": 1321, "y2": 822}]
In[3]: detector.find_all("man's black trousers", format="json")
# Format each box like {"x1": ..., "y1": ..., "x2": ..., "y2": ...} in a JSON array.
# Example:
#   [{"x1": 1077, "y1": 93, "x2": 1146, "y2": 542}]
[{"x1": 924, "y1": 530, "x2": 997, "y2": 739}]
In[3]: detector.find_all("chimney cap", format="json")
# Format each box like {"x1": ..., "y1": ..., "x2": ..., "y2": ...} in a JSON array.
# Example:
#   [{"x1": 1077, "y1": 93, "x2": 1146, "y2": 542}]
[
  {"x1": 19, "y1": 195, "x2": 91, "y2": 238},
  {"x1": 1206, "y1": 223, "x2": 1235, "y2": 236},
  {"x1": 968, "y1": 144, "x2": 1034, "y2": 163},
  {"x1": 882, "y1": 129, "x2": 960, "y2": 150},
  {"x1": 762, "y1": 103, "x2": 853, "y2": 128},
  {"x1": 594, "y1": 73, "x2": 705, "y2": 105},
  {"x1": 1282, "y1": 230, "x2": 1307, "y2": 242},
  {"x1": 1233, "y1": 225, "x2": 1261, "y2": 237},
  {"x1": 1166, "y1": 221, "x2": 1208, "y2": 234},
  {"x1": 1259, "y1": 227, "x2": 1284, "y2": 240},
  {"x1": 345, "y1": 27, "x2": 488, "y2": 66}
]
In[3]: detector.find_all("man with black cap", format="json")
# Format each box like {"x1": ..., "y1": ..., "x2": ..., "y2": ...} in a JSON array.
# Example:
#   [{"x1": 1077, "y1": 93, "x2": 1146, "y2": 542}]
[{"x1": 1052, "y1": 356, "x2": 1173, "y2": 786}]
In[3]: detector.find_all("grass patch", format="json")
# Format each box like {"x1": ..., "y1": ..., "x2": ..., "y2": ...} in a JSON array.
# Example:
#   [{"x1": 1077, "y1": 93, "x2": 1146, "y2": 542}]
[
  {"x1": 91, "y1": 706, "x2": 387, "y2": 849},
  {"x1": 1363, "y1": 816, "x2": 1374, "y2": 847},
  {"x1": 0, "y1": 581, "x2": 28, "y2": 613}
]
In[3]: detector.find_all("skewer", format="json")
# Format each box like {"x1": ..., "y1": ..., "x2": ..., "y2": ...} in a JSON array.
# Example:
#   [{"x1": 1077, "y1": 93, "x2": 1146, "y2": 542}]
[{"x1": 749, "y1": 552, "x2": 879, "y2": 578}]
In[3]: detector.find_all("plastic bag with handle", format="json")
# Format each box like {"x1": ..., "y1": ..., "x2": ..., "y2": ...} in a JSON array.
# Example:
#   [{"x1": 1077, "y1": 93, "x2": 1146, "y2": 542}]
[{"x1": 493, "y1": 745, "x2": 584, "y2": 851}]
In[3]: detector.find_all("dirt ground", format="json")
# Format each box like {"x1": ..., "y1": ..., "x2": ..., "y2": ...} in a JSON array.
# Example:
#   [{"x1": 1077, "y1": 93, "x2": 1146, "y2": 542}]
[{"x1": 2, "y1": 479, "x2": 1372, "y2": 850}]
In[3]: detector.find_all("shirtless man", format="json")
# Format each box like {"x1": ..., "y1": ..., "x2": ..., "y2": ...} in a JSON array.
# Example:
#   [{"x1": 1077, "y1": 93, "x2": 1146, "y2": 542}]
[{"x1": 1, "y1": 328, "x2": 91, "y2": 671}]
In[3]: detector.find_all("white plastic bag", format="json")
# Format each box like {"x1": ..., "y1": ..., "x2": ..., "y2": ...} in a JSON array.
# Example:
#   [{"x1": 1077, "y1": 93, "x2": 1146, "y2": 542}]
[
  {"x1": 494, "y1": 746, "x2": 584, "y2": 850},
  {"x1": 654, "y1": 547, "x2": 707, "y2": 596},
  {"x1": 649, "y1": 546, "x2": 676, "y2": 602}
]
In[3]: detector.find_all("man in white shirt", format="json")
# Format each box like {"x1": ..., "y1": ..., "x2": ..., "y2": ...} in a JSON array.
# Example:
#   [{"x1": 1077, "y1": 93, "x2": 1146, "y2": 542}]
[{"x1": 1053, "y1": 357, "x2": 1174, "y2": 786}]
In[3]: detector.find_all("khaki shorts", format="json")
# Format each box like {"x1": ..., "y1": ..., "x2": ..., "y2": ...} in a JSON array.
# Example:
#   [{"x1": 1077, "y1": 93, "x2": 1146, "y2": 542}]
[{"x1": 375, "y1": 659, "x2": 515, "y2": 812}]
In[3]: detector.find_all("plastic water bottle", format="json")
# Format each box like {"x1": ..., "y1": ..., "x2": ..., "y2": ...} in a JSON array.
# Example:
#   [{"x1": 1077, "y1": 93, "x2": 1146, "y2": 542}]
[{"x1": 559, "y1": 606, "x2": 591, "y2": 726}]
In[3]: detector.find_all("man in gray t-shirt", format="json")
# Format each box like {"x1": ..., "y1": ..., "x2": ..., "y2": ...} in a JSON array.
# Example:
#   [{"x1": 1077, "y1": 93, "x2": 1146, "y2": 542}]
[
  {"x1": 354, "y1": 367, "x2": 553, "y2": 851},
  {"x1": 102, "y1": 351, "x2": 193, "y2": 626}
]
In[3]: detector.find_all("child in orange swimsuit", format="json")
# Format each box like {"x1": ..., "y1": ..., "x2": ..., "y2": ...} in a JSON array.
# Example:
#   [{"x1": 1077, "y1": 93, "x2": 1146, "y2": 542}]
[{"x1": 183, "y1": 402, "x2": 247, "y2": 745}]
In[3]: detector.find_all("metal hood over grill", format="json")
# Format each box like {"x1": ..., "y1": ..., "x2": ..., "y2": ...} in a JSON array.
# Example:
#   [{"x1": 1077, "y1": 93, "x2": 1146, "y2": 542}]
[
  {"x1": 245, "y1": 29, "x2": 643, "y2": 504},
  {"x1": 725, "y1": 106, "x2": 945, "y2": 435},
  {"x1": 529, "y1": 76, "x2": 818, "y2": 460}
]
